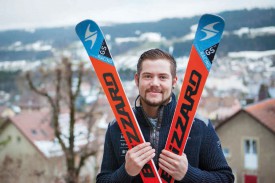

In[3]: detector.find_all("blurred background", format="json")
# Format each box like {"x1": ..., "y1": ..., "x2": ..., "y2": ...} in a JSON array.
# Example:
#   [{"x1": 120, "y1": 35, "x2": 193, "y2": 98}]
[{"x1": 0, "y1": 1, "x2": 275, "y2": 183}]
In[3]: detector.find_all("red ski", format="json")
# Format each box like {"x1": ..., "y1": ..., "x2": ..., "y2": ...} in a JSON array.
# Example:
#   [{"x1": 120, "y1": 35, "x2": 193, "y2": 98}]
[
  {"x1": 75, "y1": 20, "x2": 161, "y2": 182},
  {"x1": 159, "y1": 14, "x2": 225, "y2": 183}
]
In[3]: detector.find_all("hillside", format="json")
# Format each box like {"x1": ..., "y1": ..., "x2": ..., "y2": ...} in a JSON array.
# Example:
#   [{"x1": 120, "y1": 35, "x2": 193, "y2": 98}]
[
  {"x1": 0, "y1": 8, "x2": 275, "y2": 104},
  {"x1": 0, "y1": 8, "x2": 275, "y2": 61}
]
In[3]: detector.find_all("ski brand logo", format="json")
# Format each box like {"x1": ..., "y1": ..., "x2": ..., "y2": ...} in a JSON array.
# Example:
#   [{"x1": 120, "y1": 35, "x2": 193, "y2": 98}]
[
  {"x1": 168, "y1": 70, "x2": 201, "y2": 155},
  {"x1": 103, "y1": 73, "x2": 141, "y2": 145},
  {"x1": 85, "y1": 24, "x2": 97, "y2": 49},
  {"x1": 200, "y1": 22, "x2": 220, "y2": 41}
]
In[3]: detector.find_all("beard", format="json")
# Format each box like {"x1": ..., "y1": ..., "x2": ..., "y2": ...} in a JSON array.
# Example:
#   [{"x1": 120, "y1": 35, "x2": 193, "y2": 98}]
[{"x1": 140, "y1": 90, "x2": 171, "y2": 107}]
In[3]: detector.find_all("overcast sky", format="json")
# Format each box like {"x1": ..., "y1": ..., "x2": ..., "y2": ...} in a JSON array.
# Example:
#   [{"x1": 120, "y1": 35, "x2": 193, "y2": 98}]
[{"x1": 1, "y1": 0, "x2": 275, "y2": 31}]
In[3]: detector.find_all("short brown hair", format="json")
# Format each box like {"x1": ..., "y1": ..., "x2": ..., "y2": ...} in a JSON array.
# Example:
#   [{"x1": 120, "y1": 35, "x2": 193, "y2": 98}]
[{"x1": 137, "y1": 48, "x2": 177, "y2": 77}]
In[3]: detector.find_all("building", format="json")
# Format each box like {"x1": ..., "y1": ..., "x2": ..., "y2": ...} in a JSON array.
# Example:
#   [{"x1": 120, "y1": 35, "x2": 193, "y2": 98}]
[
  {"x1": 0, "y1": 109, "x2": 65, "y2": 183},
  {"x1": 0, "y1": 108, "x2": 105, "y2": 183},
  {"x1": 216, "y1": 98, "x2": 275, "y2": 183}
]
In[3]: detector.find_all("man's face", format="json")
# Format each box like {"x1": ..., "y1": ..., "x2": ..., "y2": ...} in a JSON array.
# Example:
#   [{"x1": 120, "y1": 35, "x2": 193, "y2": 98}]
[{"x1": 135, "y1": 59, "x2": 177, "y2": 107}]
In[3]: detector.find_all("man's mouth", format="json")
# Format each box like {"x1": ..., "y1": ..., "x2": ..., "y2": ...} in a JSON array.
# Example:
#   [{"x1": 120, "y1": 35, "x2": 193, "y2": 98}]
[
  {"x1": 146, "y1": 89, "x2": 162, "y2": 95},
  {"x1": 146, "y1": 88, "x2": 161, "y2": 93}
]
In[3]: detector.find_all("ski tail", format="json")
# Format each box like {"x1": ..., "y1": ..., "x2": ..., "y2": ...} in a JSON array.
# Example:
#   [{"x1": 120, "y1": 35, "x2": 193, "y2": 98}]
[
  {"x1": 159, "y1": 14, "x2": 225, "y2": 183},
  {"x1": 75, "y1": 20, "x2": 161, "y2": 183}
]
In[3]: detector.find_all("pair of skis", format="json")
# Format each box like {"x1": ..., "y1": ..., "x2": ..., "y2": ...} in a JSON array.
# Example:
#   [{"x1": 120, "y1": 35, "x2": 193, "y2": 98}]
[{"x1": 75, "y1": 14, "x2": 225, "y2": 183}]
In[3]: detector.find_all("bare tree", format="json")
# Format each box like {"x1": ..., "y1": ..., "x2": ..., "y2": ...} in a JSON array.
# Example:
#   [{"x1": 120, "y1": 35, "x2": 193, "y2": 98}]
[{"x1": 26, "y1": 57, "x2": 99, "y2": 183}]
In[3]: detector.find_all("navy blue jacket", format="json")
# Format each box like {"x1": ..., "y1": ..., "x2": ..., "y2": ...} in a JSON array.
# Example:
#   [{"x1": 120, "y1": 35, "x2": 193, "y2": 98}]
[{"x1": 97, "y1": 94, "x2": 234, "y2": 182}]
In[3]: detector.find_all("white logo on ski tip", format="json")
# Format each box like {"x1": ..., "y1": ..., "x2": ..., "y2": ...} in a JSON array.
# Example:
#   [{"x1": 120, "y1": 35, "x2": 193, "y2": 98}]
[
  {"x1": 85, "y1": 24, "x2": 97, "y2": 49},
  {"x1": 200, "y1": 22, "x2": 220, "y2": 41}
]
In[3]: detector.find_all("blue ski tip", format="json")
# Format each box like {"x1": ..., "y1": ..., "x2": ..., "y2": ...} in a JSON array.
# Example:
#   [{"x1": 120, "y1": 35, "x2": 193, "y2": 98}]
[
  {"x1": 194, "y1": 14, "x2": 225, "y2": 71},
  {"x1": 194, "y1": 14, "x2": 225, "y2": 51},
  {"x1": 75, "y1": 19, "x2": 114, "y2": 65}
]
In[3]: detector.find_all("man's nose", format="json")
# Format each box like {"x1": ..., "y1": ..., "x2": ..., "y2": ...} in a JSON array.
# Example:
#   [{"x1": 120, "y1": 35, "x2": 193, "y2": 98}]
[{"x1": 151, "y1": 76, "x2": 160, "y2": 86}]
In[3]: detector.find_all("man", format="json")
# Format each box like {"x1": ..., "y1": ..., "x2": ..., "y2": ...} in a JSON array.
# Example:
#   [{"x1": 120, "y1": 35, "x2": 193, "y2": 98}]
[{"x1": 97, "y1": 49, "x2": 234, "y2": 182}]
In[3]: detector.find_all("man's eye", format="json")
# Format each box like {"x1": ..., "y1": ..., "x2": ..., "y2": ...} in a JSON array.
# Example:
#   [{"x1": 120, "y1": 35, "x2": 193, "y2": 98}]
[
  {"x1": 144, "y1": 75, "x2": 151, "y2": 78},
  {"x1": 160, "y1": 76, "x2": 167, "y2": 80}
]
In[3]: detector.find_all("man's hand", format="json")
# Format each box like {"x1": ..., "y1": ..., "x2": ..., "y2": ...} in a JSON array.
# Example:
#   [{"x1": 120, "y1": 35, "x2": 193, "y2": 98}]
[
  {"x1": 159, "y1": 150, "x2": 188, "y2": 181},
  {"x1": 125, "y1": 142, "x2": 155, "y2": 176}
]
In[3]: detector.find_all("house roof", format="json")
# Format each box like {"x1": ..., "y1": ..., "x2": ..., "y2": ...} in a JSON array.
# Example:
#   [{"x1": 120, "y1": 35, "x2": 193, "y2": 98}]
[
  {"x1": 216, "y1": 98, "x2": 275, "y2": 134},
  {"x1": 199, "y1": 96, "x2": 241, "y2": 120},
  {"x1": 6, "y1": 108, "x2": 105, "y2": 158},
  {"x1": 200, "y1": 96, "x2": 241, "y2": 112},
  {"x1": 10, "y1": 109, "x2": 54, "y2": 142},
  {"x1": 1, "y1": 109, "x2": 53, "y2": 159},
  {"x1": 245, "y1": 98, "x2": 275, "y2": 133}
]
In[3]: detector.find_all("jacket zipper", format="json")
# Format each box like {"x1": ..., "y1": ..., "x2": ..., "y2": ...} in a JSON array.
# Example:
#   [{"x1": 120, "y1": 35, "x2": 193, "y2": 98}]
[
  {"x1": 141, "y1": 106, "x2": 164, "y2": 167},
  {"x1": 154, "y1": 106, "x2": 163, "y2": 167}
]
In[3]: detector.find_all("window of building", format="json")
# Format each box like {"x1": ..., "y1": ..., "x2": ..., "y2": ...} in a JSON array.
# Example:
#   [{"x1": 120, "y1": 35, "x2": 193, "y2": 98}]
[
  {"x1": 32, "y1": 129, "x2": 37, "y2": 135},
  {"x1": 17, "y1": 136, "x2": 21, "y2": 143},
  {"x1": 244, "y1": 139, "x2": 258, "y2": 170}
]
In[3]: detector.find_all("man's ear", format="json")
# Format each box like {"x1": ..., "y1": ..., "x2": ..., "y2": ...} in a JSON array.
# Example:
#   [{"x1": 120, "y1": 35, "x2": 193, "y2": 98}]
[
  {"x1": 134, "y1": 73, "x2": 139, "y2": 87},
  {"x1": 172, "y1": 76, "x2": 178, "y2": 88}
]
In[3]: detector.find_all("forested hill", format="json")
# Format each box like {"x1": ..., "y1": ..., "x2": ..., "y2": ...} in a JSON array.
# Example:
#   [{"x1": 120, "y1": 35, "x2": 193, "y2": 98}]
[{"x1": 0, "y1": 8, "x2": 275, "y2": 61}]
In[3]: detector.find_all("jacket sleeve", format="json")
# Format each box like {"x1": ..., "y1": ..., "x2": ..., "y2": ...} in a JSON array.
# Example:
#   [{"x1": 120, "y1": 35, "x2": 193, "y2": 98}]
[
  {"x1": 181, "y1": 121, "x2": 234, "y2": 183},
  {"x1": 96, "y1": 124, "x2": 134, "y2": 183}
]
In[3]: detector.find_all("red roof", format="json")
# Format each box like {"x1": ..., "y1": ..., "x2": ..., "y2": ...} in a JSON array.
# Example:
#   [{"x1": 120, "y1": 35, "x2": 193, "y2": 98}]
[
  {"x1": 245, "y1": 98, "x2": 275, "y2": 133},
  {"x1": 10, "y1": 109, "x2": 55, "y2": 142},
  {"x1": 8, "y1": 108, "x2": 100, "y2": 158}
]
